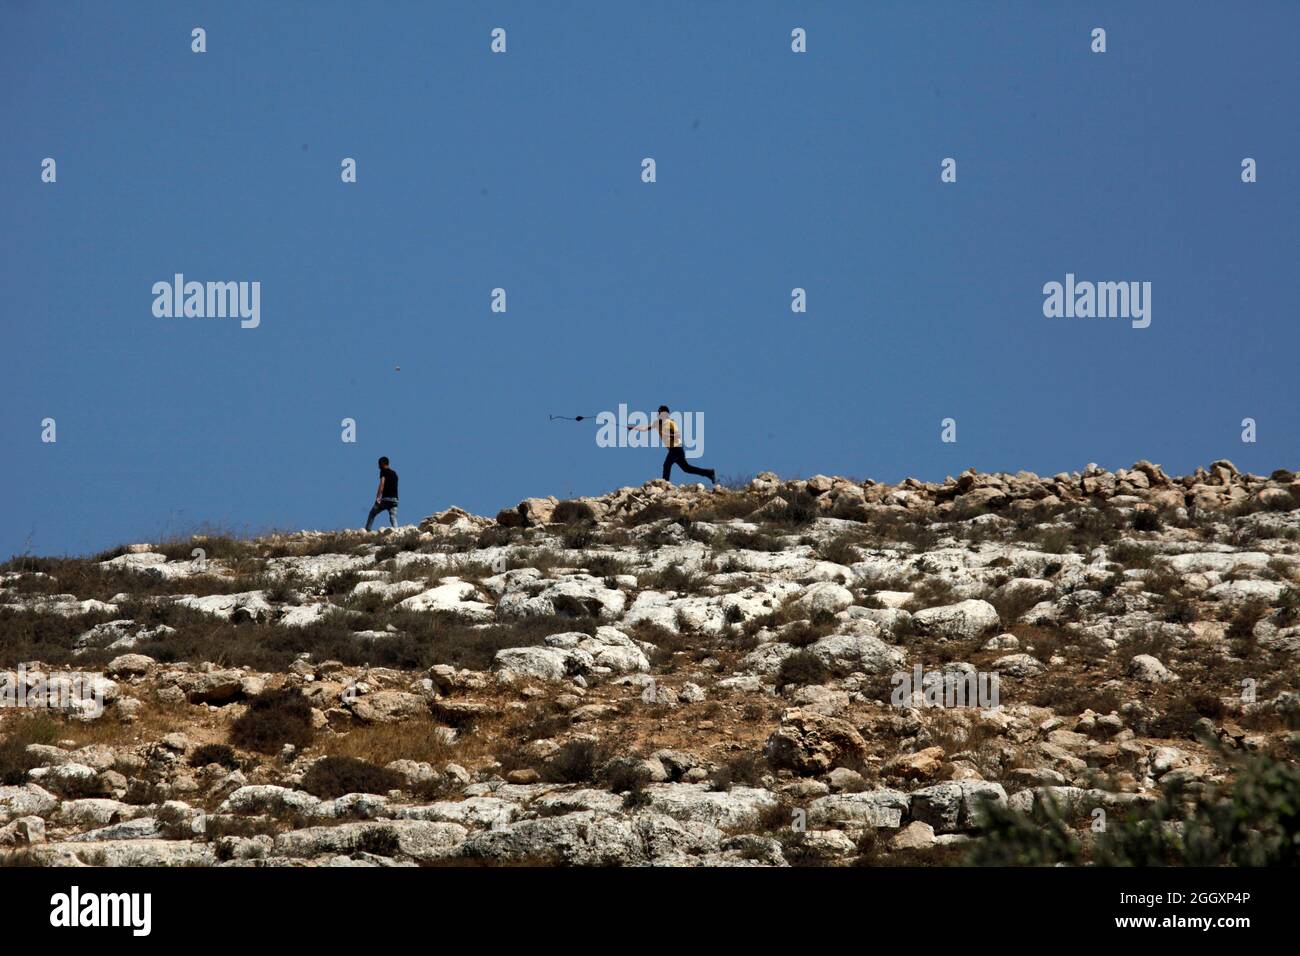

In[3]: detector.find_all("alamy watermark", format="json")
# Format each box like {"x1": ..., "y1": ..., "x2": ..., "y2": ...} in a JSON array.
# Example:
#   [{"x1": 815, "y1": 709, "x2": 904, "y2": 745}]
[
  {"x1": 152, "y1": 274, "x2": 260, "y2": 328},
  {"x1": 1042, "y1": 273, "x2": 1150, "y2": 329},
  {"x1": 890, "y1": 664, "x2": 1000, "y2": 709},
  {"x1": 1, "y1": 664, "x2": 107, "y2": 718},
  {"x1": 595, "y1": 405, "x2": 705, "y2": 457},
  {"x1": 50, "y1": 886, "x2": 151, "y2": 936}
]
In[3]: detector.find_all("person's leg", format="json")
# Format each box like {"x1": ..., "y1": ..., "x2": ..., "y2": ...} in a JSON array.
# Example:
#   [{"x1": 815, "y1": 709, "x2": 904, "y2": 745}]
[
  {"x1": 662, "y1": 448, "x2": 677, "y2": 481},
  {"x1": 387, "y1": 502, "x2": 398, "y2": 528},
  {"x1": 365, "y1": 502, "x2": 383, "y2": 531},
  {"x1": 677, "y1": 454, "x2": 712, "y2": 479}
]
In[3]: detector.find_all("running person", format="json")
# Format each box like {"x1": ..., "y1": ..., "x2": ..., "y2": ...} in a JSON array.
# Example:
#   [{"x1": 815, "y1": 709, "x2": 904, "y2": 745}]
[{"x1": 628, "y1": 405, "x2": 717, "y2": 486}]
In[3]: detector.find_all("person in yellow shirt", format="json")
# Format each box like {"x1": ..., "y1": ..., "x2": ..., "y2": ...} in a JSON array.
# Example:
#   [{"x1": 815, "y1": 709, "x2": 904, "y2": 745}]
[{"x1": 628, "y1": 405, "x2": 717, "y2": 486}]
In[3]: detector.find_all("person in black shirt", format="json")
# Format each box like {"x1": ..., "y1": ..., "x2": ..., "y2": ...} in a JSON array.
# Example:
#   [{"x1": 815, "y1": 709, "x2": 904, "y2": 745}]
[{"x1": 365, "y1": 457, "x2": 400, "y2": 530}]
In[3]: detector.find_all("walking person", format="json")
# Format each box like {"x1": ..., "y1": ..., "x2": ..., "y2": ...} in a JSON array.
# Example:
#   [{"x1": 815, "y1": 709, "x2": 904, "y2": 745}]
[
  {"x1": 365, "y1": 456, "x2": 400, "y2": 530},
  {"x1": 628, "y1": 405, "x2": 717, "y2": 486}
]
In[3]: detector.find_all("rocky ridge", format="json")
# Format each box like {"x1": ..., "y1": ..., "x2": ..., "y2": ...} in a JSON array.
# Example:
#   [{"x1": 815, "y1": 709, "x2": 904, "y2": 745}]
[{"x1": 1, "y1": 460, "x2": 1297, "y2": 866}]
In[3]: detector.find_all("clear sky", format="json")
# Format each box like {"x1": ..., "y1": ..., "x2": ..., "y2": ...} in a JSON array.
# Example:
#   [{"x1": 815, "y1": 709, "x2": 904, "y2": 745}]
[{"x1": 2, "y1": 1, "x2": 1297, "y2": 558}]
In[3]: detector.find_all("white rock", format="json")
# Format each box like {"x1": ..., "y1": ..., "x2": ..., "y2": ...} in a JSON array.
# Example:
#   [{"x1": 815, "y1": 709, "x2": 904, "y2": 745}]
[
  {"x1": 913, "y1": 600, "x2": 1001, "y2": 641},
  {"x1": 791, "y1": 581, "x2": 855, "y2": 616},
  {"x1": 1128, "y1": 654, "x2": 1177, "y2": 683},
  {"x1": 176, "y1": 590, "x2": 273, "y2": 622},
  {"x1": 397, "y1": 579, "x2": 495, "y2": 621}
]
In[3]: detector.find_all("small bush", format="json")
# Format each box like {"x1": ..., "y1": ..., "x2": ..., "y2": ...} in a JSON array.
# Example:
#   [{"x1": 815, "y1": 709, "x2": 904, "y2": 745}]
[
  {"x1": 605, "y1": 758, "x2": 651, "y2": 796},
  {"x1": 1162, "y1": 597, "x2": 1198, "y2": 625},
  {"x1": 717, "y1": 474, "x2": 756, "y2": 492},
  {"x1": 477, "y1": 525, "x2": 521, "y2": 549},
  {"x1": 300, "y1": 755, "x2": 405, "y2": 798},
  {"x1": 818, "y1": 534, "x2": 867, "y2": 566},
  {"x1": 155, "y1": 530, "x2": 258, "y2": 563},
  {"x1": 990, "y1": 588, "x2": 1042, "y2": 629},
  {"x1": 189, "y1": 743, "x2": 240, "y2": 770},
  {"x1": 1035, "y1": 528, "x2": 1071, "y2": 555},
  {"x1": 1029, "y1": 678, "x2": 1121, "y2": 716},
  {"x1": 561, "y1": 523, "x2": 597, "y2": 550},
  {"x1": 1110, "y1": 540, "x2": 1155, "y2": 569},
  {"x1": 627, "y1": 502, "x2": 688, "y2": 527},
  {"x1": 709, "y1": 752, "x2": 768, "y2": 791},
  {"x1": 1226, "y1": 600, "x2": 1268, "y2": 643},
  {"x1": 1146, "y1": 698, "x2": 1218, "y2": 741},
  {"x1": 0, "y1": 715, "x2": 62, "y2": 785},
  {"x1": 1275, "y1": 588, "x2": 1299, "y2": 628},
  {"x1": 862, "y1": 511, "x2": 939, "y2": 551},
  {"x1": 641, "y1": 564, "x2": 704, "y2": 594},
  {"x1": 775, "y1": 650, "x2": 830, "y2": 691},
  {"x1": 782, "y1": 614, "x2": 835, "y2": 648},
  {"x1": 553, "y1": 501, "x2": 597, "y2": 525},
  {"x1": 723, "y1": 529, "x2": 786, "y2": 553},
  {"x1": 496, "y1": 508, "x2": 527, "y2": 528},
  {"x1": 692, "y1": 492, "x2": 767, "y2": 522},
  {"x1": 374, "y1": 530, "x2": 422, "y2": 562},
  {"x1": 1132, "y1": 509, "x2": 1163, "y2": 532},
  {"x1": 544, "y1": 739, "x2": 611, "y2": 784},
  {"x1": 767, "y1": 492, "x2": 819, "y2": 527},
  {"x1": 229, "y1": 687, "x2": 315, "y2": 755},
  {"x1": 356, "y1": 826, "x2": 401, "y2": 857},
  {"x1": 1068, "y1": 505, "x2": 1125, "y2": 553},
  {"x1": 581, "y1": 553, "x2": 630, "y2": 577},
  {"x1": 906, "y1": 577, "x2": 959, "y2": 611},
  {"x1": 972, "y1": 751, "x2": 1300, "y2": 866},
  {"x1": 262, "y1": 576, "x2": 298, "y2": 604},
  {"x1": 321, "y1": 570, "x2": 363, "y2": 596},
  {"x1": 1144, "y1": 566, "x2": 1183, "y2": 597}
]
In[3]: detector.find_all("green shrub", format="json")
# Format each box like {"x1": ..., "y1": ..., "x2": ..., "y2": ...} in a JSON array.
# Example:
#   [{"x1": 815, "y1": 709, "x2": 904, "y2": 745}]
[
  {"x1": 356, "y1": 826, "x2": 401, "y2": 857},
  {"x1": 966, "y1": 790, "x2": 1085, "y2": 866},
  {"x1": 374, "y1": 530, "x2": 422, "y2": 561},
  {"x1": 818, "y1": 534, "x2": 867, "y2": 566},
  {"x1": 189, "y1": 743, "x2": 240, "y2": 769},
  {"x1": 605, "y1": 758, "x2": 651, "y2": 797},
  {"x1": 229, "y1": 688, "x2": 315, "y2": 755},
  {"x1": 971, "y1": 751, "x2": 1300, "y2": 866},
  {"x1": 1226, "y1": 600, "x2": 1268, "y2": 648},
  {"x1": 301, "y1": 755, "x2": 405, "y2": 798},
  {"x1": 709, "y1": 752, "x2": 768, "y2": 791},
  {"x1": 990, "y1": 587, "x2": 1042, "y2": 629},
  {"x1": 544, "y1": 739, "x2": 611, "y2": 784},
  {"x1": 1132, "y1": 509, "x2": 1163, "y2": 532},
  {"x1": 627, "y1": 502, "x2": 688, "y2": 527},
  {"x1": 0, "y1": 715, "x2": 62, "y2": 785},
  {"x1": 768, "y1": 492, "x2": 818, "y2": 527},
  {"x1": 553, "y1": 501, "x2": 596, "y2": 525},
  {"x1": 721, "y1": 528, "x2": 786, "y2": 553},
  {"x1": 1110, "y1": 540, "x2": 1155, "y2": 569},
  {"x1": 561, "y1": 523, "x2": 597, "y2": 550},
  {"x1": 641, "y1": 564, "x2": 704, "y2": 594},
  {"x1": 495, "y1": 508, "x2": 527, "y2": 528},
  {"x1": 782, "y1": 614, "x2": 835, "y2": 648},
  {"x1": 775, "y1": 650, "x2": 830, "y2": 691},
  {"x1": 580, "y1": 553, "x2": 630, "y2": 577},
  {"x1": 1276, "y1": 588, "x2": 1300, "y2": 628}
]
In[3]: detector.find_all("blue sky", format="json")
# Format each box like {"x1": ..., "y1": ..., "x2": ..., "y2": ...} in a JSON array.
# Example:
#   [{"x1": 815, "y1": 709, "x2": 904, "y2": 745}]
[{"x1": 2, "y1": 1, "x2": 1297, "y2": 557}]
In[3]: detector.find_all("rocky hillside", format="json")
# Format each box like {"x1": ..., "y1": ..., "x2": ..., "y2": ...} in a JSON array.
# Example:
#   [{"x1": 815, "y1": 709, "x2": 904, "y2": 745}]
[{"x1": 1, "y1": 460, "x2": 1298, "y2": 866}]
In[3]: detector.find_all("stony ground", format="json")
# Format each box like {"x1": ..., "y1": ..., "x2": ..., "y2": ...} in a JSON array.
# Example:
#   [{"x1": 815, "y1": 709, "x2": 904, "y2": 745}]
[{"x1": 1, "y1": 460, "x2": 1298, "y2": 866}]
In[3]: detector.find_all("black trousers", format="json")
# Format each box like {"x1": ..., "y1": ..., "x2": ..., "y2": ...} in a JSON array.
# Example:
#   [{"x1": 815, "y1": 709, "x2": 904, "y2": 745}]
[{"x1": 662, "y1": 446, "x2": 712, "y2": 481}]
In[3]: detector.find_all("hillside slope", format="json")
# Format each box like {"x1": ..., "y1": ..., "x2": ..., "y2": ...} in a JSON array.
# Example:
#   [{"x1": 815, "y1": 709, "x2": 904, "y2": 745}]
[{"x1": 1, "y1": 461, "x2": 1298, "y2": 866}]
